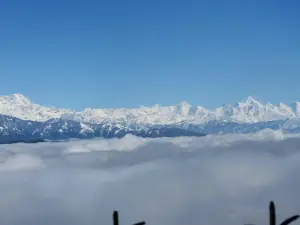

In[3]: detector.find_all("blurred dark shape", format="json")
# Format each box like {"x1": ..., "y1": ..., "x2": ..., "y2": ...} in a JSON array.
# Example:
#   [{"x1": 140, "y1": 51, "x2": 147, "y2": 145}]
[
  {"x1": 247, "y1": 201, "x2": 299, "y2": 225},
  {"x1": 270, "y1": 201, "x2": 299, "y2": 225},
  {"x1": 132, "y1": 222, "x2": 146, "y2": 225},
  {"x1": 113, "y1": 210, "x2": 146, "y2": 225},
  {"x1": 270, "y1": 201, "x2": 276, "y2": 225},
  {"x1": 113, "y1": 211, "x2": 119, "y2": 225}
]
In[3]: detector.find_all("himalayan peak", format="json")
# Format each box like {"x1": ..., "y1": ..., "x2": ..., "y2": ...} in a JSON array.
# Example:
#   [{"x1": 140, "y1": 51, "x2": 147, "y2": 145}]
[{"x1": 0, "y1": 94, "x2": 299, "y2": 124}]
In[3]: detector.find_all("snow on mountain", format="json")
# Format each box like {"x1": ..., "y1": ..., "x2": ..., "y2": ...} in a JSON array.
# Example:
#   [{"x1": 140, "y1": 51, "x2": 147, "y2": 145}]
[
  {"x1": 0, "y1": 93, "x2": 299, "y2": 125},
  {"x1": 0, "y1": 94, "x2": 73, "y2": 122},
  {"x1": 3, "y1": 93, "x2": 300, "y2": 141},
  {"x1": 80, "y1": 122, "x2": 94, "y2": 134},
  {"x1": 73, "y1": 101, "x2": 215, "y2": 125},
  {"x1": 215, "y1": 96, "x2": 296, "y2": 123},
  {"x1": 290, "y1": 102, "x2": 300, "y2": 116},
  {"x1": 0, "y1": 114, "x2": 205, "y2": 143}
]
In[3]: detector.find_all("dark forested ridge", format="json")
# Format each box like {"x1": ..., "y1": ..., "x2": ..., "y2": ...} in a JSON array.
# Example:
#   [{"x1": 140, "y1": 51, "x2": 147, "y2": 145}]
[{"x1": 0, "y1": 115, "x2": 205, "y2": 143}]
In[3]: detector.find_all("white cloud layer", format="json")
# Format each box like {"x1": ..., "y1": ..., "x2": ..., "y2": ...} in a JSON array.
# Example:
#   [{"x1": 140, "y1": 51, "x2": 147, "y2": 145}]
[{"x1": 0, "y1": 130, "x2": 300, "y2": 225}]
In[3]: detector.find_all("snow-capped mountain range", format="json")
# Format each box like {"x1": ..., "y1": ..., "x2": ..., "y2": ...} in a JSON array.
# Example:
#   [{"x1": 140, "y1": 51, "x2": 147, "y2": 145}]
[
  {"x1": 1, "y1": 93, "x2": 300, "y2": 143},
  {"x1": 1, "y1": 94, "x2": 300, "y2": 124}
]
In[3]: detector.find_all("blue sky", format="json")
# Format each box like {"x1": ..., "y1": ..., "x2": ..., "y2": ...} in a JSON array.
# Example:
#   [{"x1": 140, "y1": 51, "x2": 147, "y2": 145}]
[{"x1": 0, "y1": 0, "x2": 299, "y2": 110}]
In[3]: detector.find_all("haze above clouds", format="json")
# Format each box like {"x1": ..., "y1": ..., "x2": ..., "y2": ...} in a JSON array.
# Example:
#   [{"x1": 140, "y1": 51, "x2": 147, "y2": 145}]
[{"x1": 1, "y1": 130, "x2": 300, "y2": 225}]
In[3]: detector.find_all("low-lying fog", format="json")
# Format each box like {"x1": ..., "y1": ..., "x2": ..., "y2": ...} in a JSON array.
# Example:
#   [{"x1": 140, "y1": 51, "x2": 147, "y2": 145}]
[{"x1": 1, "y1": 129, "x2": 300, "y2": 225}]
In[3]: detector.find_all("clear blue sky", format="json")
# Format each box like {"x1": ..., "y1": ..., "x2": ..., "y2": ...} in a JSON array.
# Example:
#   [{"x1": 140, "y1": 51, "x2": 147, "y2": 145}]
[{"x1": 0, "y1": 0, "x2": 299, "y2": 110}]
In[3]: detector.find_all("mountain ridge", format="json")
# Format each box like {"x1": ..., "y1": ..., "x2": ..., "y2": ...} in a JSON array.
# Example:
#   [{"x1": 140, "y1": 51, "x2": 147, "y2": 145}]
[
  {"x1": 1, "y1": 94, "x2": 300, "y2": 125},
  {"x1": 0, "y1": 114, "x2": 206, "y2": 143},
  {"x1": 2, "y1": 93, "x2": 300, "y2": 141}
]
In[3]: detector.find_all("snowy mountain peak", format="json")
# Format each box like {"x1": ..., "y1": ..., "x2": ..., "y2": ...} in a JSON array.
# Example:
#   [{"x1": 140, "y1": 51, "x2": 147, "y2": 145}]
[
  {"x1": 279, "y1": 102, "x2": 289, "y2": 109},
  {"x1": 0, "y1": 94, "x2": 72, "y2": 122},
  {"x1": 178, "y1": 101, "x2": 191, "y2": 107},
  {"x1": 290, "y1": 102, "x2": 300, "y2": 108},
  {"x1": 1, "y1": 93, "x2": 31, "y2": 105},
  {"x1": 0, "y1": 93, "x2": 300, "y2": 125},
  {"x1": 290, "y1": 102, "x2": 300, "y2": 116},
  {"x1": 240, "y1": 96, "x2": 263, "y2": 106},
  {"x1": 12, "y1": 93, "x2": 28, "y2": 99},
  {"x1": 277, "y1": 103, "x2": 294, "y2": 116},
  {"x1": 176, "y1": 101, "x2": 192, "y2": 116}
]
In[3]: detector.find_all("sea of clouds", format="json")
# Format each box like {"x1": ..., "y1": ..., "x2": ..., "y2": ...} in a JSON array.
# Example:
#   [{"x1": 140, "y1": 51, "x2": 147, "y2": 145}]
[{"x1": 1, "y1": 129, "x2": 300, "y2": 225}]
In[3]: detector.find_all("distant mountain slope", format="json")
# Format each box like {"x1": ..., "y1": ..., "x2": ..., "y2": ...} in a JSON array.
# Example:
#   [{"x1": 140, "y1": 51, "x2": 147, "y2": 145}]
[
  {"x1": 0, "y1": 94, "x2": 72, "y2": 121},
  {"x1": 0, "y1": 115, "x2": 205, "y2": 143}
]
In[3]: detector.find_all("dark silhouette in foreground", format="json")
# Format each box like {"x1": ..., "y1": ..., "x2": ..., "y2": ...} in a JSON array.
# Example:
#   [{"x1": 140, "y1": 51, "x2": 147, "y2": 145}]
[
  {"x1": 269, "y1": 201, "x2": 299, "y2": 225},
  {"x1": 112, "y1": 201, "x2": 300, "y2": 225},
  {"x1": 113, "y1": 211, "x2": 146, "y2": 225},
  {"x1": 246, "y1": 201, "x2": 299, "y2": 225}
]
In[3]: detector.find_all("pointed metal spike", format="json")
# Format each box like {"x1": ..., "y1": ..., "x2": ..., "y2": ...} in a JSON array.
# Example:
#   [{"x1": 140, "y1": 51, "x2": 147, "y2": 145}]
[{"x1": 280, "y1": 215, "x2": 300, "y2": 225}]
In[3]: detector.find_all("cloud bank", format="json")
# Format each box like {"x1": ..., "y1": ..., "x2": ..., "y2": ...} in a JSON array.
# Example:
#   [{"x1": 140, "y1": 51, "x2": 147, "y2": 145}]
[{"x1": 1, "y1": 130, "x2": 300, "y2": 225}]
